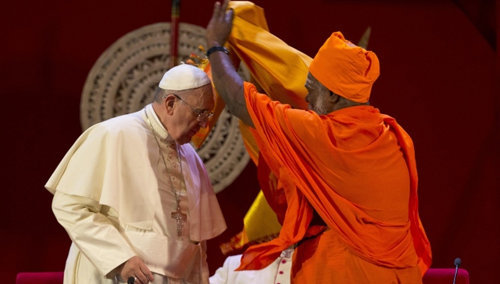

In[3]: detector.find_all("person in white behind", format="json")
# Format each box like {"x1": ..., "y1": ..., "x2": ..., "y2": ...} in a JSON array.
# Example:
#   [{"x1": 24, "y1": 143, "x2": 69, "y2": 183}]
[{"x1": 209, "y1": 248, "x2": 293, "y2": 284}]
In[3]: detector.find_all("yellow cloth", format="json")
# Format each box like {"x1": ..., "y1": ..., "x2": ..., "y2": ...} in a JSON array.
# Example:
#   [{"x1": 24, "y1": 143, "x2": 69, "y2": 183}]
[
  {"x1": 215, "y1": 1, "x2": 314, "y2": 250},
  {"x1": 228, "y1": 1, "x2": 310, "y2": 110},
  {"x1": 227, "y1": 0, "x2": 312, "y2": 168},
  {"x1": 243, "y1": 191, "x2": 281, "y2": 242}
]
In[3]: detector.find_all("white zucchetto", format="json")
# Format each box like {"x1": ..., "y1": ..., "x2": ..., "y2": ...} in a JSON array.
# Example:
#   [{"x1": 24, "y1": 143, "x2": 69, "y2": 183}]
[{"x1": 158, "y1": 64, "x2": 211, "y2": 90}]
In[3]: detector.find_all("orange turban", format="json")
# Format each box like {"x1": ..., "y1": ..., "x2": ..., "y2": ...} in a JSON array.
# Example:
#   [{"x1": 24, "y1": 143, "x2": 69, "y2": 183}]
[{"x1": 309, "y1": 31, "x2": 380, "y2": 103}]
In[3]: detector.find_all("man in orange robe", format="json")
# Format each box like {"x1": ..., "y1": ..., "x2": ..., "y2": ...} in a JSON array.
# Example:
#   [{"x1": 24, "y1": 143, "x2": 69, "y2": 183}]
[{"x1": 206, "y1": 1, "x2": 432, "y2": 283}]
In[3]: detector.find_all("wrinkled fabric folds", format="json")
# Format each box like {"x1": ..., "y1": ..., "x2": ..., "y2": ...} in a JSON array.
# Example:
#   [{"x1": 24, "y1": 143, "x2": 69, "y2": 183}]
[{"x1": 238, "y1": 83, "x2": 431, "y2": 276}]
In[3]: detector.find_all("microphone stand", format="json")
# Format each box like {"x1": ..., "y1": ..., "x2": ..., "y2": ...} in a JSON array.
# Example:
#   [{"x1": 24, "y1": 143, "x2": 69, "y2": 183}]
[{"x1": 452, "y1": 257, "x2": 461, "y2": 284}]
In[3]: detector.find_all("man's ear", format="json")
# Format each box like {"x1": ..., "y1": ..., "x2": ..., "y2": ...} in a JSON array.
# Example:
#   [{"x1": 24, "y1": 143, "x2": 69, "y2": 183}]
[{"x1": 164, "y1": 94, "x2": 176, "y2": 115}]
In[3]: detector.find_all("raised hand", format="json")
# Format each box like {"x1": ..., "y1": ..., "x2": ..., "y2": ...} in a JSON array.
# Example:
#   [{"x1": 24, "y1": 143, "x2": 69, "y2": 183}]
[{"x1": 206, "y1": 0, "x2": 234, "y2": 48}]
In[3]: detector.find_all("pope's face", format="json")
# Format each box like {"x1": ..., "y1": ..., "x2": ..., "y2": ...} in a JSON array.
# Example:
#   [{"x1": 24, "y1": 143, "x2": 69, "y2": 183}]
[
  {"x1": 305, "y1": 73, "x2": 331, "y2": 115},
  {"x1": 168, "y1": 85, "x2": 214, "y2": 145}
]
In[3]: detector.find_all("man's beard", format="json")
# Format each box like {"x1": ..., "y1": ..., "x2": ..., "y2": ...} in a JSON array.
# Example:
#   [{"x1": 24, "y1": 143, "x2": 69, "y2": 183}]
[{"x1": 309, "y1": 100, "x2": 329, "y2": 115}]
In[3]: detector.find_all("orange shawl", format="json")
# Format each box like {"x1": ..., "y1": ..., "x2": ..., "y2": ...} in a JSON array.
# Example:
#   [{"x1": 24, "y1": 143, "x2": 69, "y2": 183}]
[{"x1": 237, "y1": 83, "x2": 432, "y2": 274}]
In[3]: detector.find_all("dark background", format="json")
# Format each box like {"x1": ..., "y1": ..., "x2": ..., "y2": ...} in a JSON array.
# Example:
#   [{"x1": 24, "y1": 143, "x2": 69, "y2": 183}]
[{"x1": 2, "y1": 0, "x2": 498, "y2": 283}]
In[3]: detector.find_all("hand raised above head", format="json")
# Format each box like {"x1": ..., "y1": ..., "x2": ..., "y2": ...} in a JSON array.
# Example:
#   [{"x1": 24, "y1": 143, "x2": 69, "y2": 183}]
[{"x1": 206, "y1": 0, "x2": 234, "y2": 48}]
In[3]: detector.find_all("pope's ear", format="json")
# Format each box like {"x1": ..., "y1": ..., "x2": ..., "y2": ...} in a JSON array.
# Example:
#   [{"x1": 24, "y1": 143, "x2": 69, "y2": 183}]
[{"x1": 164, "y1": 94, "x2": 176, "y2": 114}]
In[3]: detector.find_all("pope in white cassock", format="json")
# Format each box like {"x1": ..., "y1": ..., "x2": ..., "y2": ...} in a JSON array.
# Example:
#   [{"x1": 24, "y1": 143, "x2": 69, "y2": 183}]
[{"x1": 45, "y1": 64, "x2": 227, "y2": 284}]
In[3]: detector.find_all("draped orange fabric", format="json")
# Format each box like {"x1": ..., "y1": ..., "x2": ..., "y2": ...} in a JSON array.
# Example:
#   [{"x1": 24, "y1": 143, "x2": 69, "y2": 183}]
[{"x1": 237, "y1": 82, "x2": 432, "y2": 281}]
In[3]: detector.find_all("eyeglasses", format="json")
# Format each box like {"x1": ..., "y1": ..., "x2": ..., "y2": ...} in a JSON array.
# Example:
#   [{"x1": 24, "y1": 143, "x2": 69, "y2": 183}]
[{"x1": 172, "y1": 94, "x2": 214, "y2": 122}]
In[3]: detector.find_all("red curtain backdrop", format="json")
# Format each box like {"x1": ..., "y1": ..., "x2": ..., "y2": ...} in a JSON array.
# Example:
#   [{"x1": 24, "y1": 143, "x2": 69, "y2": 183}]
[{"x1": 1, "y1": 0, "x2": 497, "y2": 283}]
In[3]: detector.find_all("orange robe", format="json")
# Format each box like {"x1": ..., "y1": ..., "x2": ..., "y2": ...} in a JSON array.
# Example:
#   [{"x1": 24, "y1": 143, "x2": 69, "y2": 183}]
[{"x1": 237, "y1": 82, "x2": 432, "y2": 283}]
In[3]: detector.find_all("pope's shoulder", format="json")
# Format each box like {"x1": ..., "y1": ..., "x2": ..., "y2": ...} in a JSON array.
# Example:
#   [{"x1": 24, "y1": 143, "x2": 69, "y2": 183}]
[
  {"x1": 79, "y1": 110, "x2": 146, "y2": 145},
  {"x1": 88, "y1": 110, "x2": 145, "y2": 133}
]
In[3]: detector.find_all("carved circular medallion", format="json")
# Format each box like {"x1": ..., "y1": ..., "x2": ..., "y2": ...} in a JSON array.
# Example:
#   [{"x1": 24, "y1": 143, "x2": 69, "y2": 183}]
[{"x1": 80, "y1": 22, "x2": 249, "y2": 193}]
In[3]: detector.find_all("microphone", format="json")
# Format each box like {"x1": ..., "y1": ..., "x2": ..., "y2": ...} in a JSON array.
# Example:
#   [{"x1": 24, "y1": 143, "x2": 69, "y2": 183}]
[
  {"x1": 127, "y1": 276, "x2": 135, "y2": 284},
  {"x1": 452, "y1": 257, "x2": 461, "y2": 284}
]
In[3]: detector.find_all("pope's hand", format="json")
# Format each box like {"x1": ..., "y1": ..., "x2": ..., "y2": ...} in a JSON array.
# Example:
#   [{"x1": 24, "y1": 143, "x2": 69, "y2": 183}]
[
  {"x1": 119, "y1": 256, "x2": 154, "y2": 284},
  {"x1": 206, "y1": 0, "x2": 234, "y2": 48}
]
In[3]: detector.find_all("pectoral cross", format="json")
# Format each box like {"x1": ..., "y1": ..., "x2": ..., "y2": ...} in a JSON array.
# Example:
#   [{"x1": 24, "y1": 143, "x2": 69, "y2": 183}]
[{"x1": 171, "y1": 205, "x2": 187, "y2": 237}]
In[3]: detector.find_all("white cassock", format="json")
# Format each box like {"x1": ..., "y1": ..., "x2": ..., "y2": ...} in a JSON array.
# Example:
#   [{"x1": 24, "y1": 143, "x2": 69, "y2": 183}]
[
  {"x1": 46, "y1": 104, "x2": 227, "y2": 284},
  {"x1": 209, "y1": 248, "x2": 293, "y2": 284}
]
